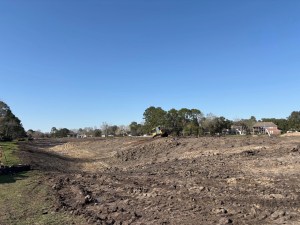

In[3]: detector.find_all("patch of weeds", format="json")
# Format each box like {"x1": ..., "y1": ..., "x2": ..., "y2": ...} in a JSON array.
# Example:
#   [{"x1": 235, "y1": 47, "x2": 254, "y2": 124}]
[
  {"x1": 0, "y1": 171, "x2": 86, "y2": 225},
  {"x1": 0, "y1": 142, "x2": 86, "y2": 224},
  {"x1": 0, "y1": 142, "x2": 21, "y2": 165}
]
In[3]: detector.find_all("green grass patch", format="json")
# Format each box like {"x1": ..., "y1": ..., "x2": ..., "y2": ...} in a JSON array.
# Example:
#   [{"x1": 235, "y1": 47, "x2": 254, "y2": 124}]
[
  {"x1": 0, "y1": 141, "x2": 21, "y2": 165},
  {"x1": 0, "y1": 171, "x2": 86, "y2": 225},
  {"x1": 0, "y1": 172, "x2": 29, "y2": 184},
  {"x1": 0, "y1": 142, "x2": 86, "y2": 224}
]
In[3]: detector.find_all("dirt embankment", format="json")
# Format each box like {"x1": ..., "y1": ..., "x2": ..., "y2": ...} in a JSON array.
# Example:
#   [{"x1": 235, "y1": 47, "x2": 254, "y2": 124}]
[{"x1": 18, "y1": 136, "x2": 300, "y2": 225}]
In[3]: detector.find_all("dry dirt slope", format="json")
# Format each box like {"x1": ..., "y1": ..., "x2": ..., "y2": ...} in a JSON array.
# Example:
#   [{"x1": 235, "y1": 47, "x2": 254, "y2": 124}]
[{"x1": 19, "y1": 136, "x2": 300, "y2": 225}]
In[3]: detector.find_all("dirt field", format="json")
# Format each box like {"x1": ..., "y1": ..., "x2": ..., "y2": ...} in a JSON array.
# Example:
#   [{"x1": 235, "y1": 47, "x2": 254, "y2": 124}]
[{"x1": 18, "y1": 136, "x2": 300, "y2": 225}]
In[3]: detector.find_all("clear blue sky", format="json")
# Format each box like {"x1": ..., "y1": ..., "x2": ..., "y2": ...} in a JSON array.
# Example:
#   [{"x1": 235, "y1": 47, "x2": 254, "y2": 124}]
[{"x1": 0, "y1": 1, "x2": 299, "y2": 132}]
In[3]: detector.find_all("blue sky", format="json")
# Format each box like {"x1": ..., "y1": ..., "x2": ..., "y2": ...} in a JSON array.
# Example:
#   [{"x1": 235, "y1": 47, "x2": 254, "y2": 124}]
[{"x1": 0, "y1": 1, "x2": 299, "y2": 132}]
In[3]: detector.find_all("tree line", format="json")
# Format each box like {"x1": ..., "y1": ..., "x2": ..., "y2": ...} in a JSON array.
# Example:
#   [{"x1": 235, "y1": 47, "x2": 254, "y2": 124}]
[
  {"x1": 1, "y1": 100, "x2": 300, "y2": 140},
  {"x1": 130, "y1": 107, "x2": 233, "y2": 136},
  {"x1": 0, "y1": 101, "x2": 26, "y2": 141},
  {"x1": 137, "y1": 106, "x2": 300, "y2": 135},
  {"x1": 48, "y1": 123, "x2": 129, "y2": 138}
]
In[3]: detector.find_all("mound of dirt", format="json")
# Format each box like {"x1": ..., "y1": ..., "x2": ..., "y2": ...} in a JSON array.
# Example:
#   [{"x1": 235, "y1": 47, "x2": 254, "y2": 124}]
[
  {"x1": 18, "y1": 136, "x2": 300, "y2": 224},
  {"x1": 116, "y1": 138, "x2": 181, "y2": 162}
]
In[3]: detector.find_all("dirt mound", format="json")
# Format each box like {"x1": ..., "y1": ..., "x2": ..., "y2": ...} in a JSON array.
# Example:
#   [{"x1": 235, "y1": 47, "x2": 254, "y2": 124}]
[
  {"x1": 116, "y1": 138, "x2": 180, "y2": 162},
  {"x1": 18, "y1": 136, "x2": 300, "y2": 224}
]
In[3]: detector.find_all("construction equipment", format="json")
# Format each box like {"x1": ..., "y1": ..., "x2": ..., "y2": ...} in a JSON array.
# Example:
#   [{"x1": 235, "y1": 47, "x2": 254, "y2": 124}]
[{"x1": 151, "y1": 126, "x2": 169, "y2": 138}]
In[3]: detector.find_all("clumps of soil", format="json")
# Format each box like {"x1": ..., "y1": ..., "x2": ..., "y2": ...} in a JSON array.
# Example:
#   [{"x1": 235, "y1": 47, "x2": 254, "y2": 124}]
[
  {"x1": 241, "y1": 150, "x2": 260, "y2": 156},
  {"x1": 50, "y1": 173, "x2": 145, "y2": 225},
  {"x1": 291, "y1": 144, "x2": 300, "y2": 152},
  {"x1": 19, "y1": 136, "x2": 300, "y2": 224}
]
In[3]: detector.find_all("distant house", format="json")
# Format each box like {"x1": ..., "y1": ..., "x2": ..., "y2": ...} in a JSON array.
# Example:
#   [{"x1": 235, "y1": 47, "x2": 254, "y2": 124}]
[
  {"x1": 231, "y1": 125, "x2": 247, "y2": 135},
  {"x1": 252, "y1": 122, "x2": 281, "y2": 135},
  {"x1": 77, "y1": 134, "x2": 87, "y2": 138}
]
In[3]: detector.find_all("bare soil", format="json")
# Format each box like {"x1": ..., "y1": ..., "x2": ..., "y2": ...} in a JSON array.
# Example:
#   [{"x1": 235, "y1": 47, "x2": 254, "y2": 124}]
[{"x1": 18, "y1": 136, "x2": 300, "y2": 225}]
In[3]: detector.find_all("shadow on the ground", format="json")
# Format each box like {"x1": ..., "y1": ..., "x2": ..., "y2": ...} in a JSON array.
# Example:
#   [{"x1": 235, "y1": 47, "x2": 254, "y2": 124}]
[
  {"x1": 0, "y1": 171, "x2": 29, "y2": 184},
  {"x1": 18, "y1": 140, "x2": 92, "y2": 173}
]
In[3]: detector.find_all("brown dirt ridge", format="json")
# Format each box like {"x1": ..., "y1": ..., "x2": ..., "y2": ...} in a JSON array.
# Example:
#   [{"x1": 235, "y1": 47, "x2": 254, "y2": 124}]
[{"x1": 18, "y1": 136, "x2": 300, "y2": 225}]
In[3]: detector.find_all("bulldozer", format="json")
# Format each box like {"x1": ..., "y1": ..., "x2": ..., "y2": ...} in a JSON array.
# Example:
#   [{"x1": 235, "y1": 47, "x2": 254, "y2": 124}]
[{"x1": 151, "y1": 126, "x2": 169, "y2": 138}]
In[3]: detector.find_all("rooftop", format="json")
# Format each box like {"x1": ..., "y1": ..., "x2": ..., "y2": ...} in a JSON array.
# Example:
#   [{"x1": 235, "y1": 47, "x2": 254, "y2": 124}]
[{"x1": 253, "y1": 122, "x2": 277, "y2": 128}]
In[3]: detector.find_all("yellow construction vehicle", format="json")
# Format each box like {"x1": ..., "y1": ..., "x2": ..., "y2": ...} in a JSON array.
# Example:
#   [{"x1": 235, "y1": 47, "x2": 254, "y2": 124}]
[{"x1": 151, "y1": 126, "x2": 169, "y2": 138}]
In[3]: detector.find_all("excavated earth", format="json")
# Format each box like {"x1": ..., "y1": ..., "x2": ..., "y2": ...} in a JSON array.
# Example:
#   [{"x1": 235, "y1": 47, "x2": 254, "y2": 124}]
[{"x1": 19, "y1": 136, "x2": 300, "y2": 225}]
